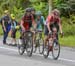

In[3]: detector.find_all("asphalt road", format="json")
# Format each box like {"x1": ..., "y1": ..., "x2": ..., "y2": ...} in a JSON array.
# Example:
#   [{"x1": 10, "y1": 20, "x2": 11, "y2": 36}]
[{"x1": 0, "y1": 38, "x2": 75, "y2": 66}]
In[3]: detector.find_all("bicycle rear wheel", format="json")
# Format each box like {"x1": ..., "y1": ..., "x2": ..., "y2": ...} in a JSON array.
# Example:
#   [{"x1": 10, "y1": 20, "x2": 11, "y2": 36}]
[
  {"x1": 52, "y1": 40, "x2": 60, "y2": 60},
  {"x1": 43, "y1": 41, "x2": 49, "y2": 58}
]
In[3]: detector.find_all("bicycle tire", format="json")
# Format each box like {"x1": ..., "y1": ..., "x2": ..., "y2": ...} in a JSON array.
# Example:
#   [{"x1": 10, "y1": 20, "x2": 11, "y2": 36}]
[
  {"x1": 26, "y1": 37, "x2": 33, "y2": 57},
  {"x1": 43, "y1": 41, "x2": 49, "y2": 58},
  {"x1": 52, "y1": 40, "x2": 60, "y2": 60},
  {"x1": 39, "y1": 38, "x2": 44, "y2": 54},
  {"x1": 17, "y1": 38, "x2": 26, "y2": 55}
]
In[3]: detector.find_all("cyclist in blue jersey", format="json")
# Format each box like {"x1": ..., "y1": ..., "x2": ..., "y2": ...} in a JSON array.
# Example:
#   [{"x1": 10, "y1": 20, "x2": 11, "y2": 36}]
[{"x1": 36, "y1": 11, "x2": 45, "y2": 31}]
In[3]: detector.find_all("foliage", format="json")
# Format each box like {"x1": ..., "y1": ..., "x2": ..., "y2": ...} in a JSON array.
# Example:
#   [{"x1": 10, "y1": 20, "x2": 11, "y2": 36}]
[
  {"x1": 53, "y1": 0, "x2": 75, "y2": 17},
  {"x1": 59, "y1": 35, "x2": 75, "y2": 47},
  {"x1": 30, "y1": 1, "x2": 48, "y2": 17},
  {"x1": 61, "y1": 16, "x2": 75, "y2": 36},
  {"x1": 0, "y1": 0, "x2": 75, "y2": 37}
]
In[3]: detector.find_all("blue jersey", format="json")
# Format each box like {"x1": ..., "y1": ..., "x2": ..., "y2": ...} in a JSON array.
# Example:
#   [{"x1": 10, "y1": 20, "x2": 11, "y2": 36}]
[
  {"x1": 36, "y1": 16, "x2": 45, "y2": 30},
  {"x1": 11, "y1": 20, "x2": 17, "y2": 30}
]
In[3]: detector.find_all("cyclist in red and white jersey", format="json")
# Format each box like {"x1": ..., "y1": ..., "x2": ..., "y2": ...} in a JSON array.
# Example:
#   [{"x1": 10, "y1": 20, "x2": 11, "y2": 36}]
[{"x1": 44, "y1": 9, "x2": 63, "y2": 45}]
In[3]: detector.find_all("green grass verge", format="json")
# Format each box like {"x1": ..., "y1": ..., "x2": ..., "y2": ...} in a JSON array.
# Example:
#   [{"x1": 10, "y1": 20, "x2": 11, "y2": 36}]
[{"x1": 59, "y1": 36, "x2": 75, "y2": 47}]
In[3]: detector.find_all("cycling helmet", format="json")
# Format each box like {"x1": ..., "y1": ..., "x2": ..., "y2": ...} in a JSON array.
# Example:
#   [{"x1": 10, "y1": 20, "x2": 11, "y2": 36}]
[
  {"x1": 11, "y1": 14, "x2": 15, "y2": 19},
  {"x1": 36, "y1": 11, "x2": 42, "y2": 16},
  {"x1": 52, "y1": 9, "x2": 60, "y2": 16},
  {"x1": 25, "y1": 8, "x2": 31, "y2": 12},
  {"x1": 4, "y1": 10, "x2": 9, "y2": 14}
]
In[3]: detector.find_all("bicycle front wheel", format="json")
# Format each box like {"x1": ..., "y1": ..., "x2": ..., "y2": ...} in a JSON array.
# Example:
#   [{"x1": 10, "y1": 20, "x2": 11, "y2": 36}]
[
  {"x1": 52, "y1": 40, "x2": 60, "y2": 60},
  {"x1": 26, "y1": 37, "x2": 33, "y2": 57},
  {"x1": 38, "y1": 38, "x2": 44, "y2": 54},
  {"x1": 17, "y1": 39, "x2": 25, "y2": 55}
]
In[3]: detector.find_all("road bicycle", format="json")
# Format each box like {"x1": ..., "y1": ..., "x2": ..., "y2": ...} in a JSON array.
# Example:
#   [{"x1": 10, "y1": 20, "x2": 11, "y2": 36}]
[
  {"x1": 17, "y1": 30, "x2": 33, "y2": 57},
  {"x1": 33, "y1": 30, "x2": 44, "y2": 54},
  {"x1": 43, "y1": 27, "x2": 60, "y2": 60}
]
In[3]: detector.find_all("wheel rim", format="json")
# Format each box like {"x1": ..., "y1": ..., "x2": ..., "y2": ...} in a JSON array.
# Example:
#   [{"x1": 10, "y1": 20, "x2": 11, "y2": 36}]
[
  {"x1": 33, "y1": 38, "x2": 38, "y2": 53},
  {"x1": 33, "y1": 44, "x2": 37, "y2": 53},
  {"x1": 26, "y1": 38, "x2": 33, "y2": 56},
  {"x1": 43, "y1": 42, "x2": 49, "y2": 58},
  {"x1": 43, "y1": 47, "x2": 48, "y2": 56},
  {"x1": 17, "y1": 39, "x2": 25, "y2": 55},
  {"x1": 27, "y1": 41, "x2": 32, "y2": 52},
  {"x1": 39, "y1": 39, "x2": 44, "y2": 54},
  {"x1": 52, "y1": 42, "x2": 60, "y2": 60},
  {"x1": 19, "y1": 46, "x2": 24, "y2": 53}
]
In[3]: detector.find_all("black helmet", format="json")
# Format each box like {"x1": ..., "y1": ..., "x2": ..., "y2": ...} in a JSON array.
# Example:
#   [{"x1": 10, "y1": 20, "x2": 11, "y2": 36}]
[
  {"x1": 31, "y1": 7, "x2": 35, "y2": 11},
  {"x1": 25, "y1": 8, "x2": 31, "y2": 12}
]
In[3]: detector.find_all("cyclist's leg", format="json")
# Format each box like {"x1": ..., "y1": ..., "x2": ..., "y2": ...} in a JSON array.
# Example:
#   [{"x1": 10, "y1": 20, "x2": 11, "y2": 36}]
[
  {"x1": 12, "y1": 30, "x2": 17, "y2": 45},
  {"x1": 52, "y1": 26, "x2": 59, "y2": 40},
  {"x1": 44, "y1": 25, "x2": 49, "y2": 46},
  {"x1": 30, "y1": 27, "x2": 36, "y2": 47},
  {"x1": 54, "y1": 23, "x2": 59, "y2": 40},
  {"x1": 3, "y1": 31, "x2": 8, "y2": 44},
  {"x1": 19, "y1": 29, "x2": 24, "y2": 45}
]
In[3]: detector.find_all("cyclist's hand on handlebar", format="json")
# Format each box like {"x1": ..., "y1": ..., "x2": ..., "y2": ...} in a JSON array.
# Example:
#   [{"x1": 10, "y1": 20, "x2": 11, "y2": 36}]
[
  {"x1": 22, "y1": 28, "x2": 25, "y2": 32},
  {"x1": 32, "y1": 28, "x2": 36, "y2": 34},
  {"x1": 49, "y1": 31, "x2": 52, "y2": 35},
  {"x1": 60, "y1": 32, "x2": 64, "y2": 38}
]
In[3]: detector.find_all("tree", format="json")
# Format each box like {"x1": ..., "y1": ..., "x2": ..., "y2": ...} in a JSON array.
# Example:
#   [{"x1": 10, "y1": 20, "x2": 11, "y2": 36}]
[{"x1": 49, "y1": 0, "x2": 52, "y2": 14}]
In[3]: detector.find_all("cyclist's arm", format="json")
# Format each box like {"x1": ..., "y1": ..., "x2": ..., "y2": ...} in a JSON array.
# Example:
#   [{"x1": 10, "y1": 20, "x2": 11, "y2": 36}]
[
  {"x1": 41, "y1": 16, "x2": 45, "y2": 25},
  {"x1": 58, "y1": 19, "x2": 62, "y2": 33},
  {"x1": 2, "y1": 19, "x2": 6, "y2": 31},
  {"x1": 32, "y1": 16, "x2": 36, "y2": 29},
  {"x1": 20, "y1": 20, "x2": 25, "y2": 30},
  {"x1": 46, "y1": 16, "x2": 52, "y2": 33},
  {"x1": 47, "y1": 22, "x2": 51, "y2": 33}
]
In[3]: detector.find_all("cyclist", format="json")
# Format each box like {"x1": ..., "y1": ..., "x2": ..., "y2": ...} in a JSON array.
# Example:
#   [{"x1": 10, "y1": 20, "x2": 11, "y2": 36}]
[
  {"x1": 33, "y1": 11, "x2": 45, "y2": 48},
  {"x1": 19, "y1": 8, "x2": 36, "y2": 44},
  {"x1": 36, "y1": 11, "x2": 45, "y2": 31},
  {"x1": 2, "y1": 10, "x2": 11, "y2": 44},
  {"x1": 30, "y1": 7, "x2": 36, "y2": 19},
  {"x1": 44, "y1": 9, "x2": 63, "y2": 50},
  {"x1": 9, "y1": 14, "x2": 18, "y2": 46}
]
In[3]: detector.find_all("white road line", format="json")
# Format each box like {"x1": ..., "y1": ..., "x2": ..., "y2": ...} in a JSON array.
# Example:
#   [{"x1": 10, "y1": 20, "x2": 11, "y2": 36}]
[
  {"x1": 0, "y1": 46, "x2": 17, "y2": 52},
  {"x1": 0, "y1": 46, "x2": 75, "y2": 63}
]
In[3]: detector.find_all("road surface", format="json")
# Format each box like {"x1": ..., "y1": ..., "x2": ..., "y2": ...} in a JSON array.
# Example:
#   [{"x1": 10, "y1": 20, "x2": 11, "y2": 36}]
[{"x1": 0, "y1": 38, "x2": 75, "y2": 66}]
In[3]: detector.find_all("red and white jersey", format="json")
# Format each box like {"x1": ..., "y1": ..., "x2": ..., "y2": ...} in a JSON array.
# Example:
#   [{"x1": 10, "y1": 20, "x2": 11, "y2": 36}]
[{"x1": 45, "y1": 15, "x2": 60, "y2": 25}]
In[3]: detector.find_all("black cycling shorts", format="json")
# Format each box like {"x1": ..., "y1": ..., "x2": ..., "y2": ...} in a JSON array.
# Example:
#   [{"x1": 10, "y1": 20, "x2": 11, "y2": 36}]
[{"x1": 44, "y1": 23, "x2": 59, "y2": 36}]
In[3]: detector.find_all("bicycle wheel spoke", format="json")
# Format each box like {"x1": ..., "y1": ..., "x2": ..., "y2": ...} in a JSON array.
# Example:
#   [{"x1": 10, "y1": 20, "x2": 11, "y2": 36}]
[{"x1": 52, "y1": 41, "x2": 60, "y2": 60}]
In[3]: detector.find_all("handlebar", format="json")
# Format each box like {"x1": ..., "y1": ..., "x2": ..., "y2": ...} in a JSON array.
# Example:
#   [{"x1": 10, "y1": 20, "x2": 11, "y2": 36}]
[{"x1": 34, "y1": 29, "x2": 43, "y2": 33}]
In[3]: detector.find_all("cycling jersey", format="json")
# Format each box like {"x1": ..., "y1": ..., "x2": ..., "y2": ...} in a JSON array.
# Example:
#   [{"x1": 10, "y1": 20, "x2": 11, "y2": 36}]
[
  {"x1": 46, "y1": 15, "x2": 60, "y2": 25},
  {"x1": 2, "y1": 15, "x2": 10, "y2": 28},
  {"x1": 22, "y1": 14, "x2": 34, "y2": 30},
  {"x1": 36, "y1": 16, "x2": 45, "y2": 30},
  {"x1": 11, "y1": 20, "x2": 17, "y2": 30},
  {"x1": 44, "y1": 15, "x2": 60, "y2": 36}
]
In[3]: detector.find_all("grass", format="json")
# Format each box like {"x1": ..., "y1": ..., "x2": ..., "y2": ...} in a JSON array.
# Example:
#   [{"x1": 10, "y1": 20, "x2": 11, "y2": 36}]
[
  {"x1": 59, "y1": 36, "x2": 75, "y2": 47},
  {"x1": 0, "y1": 25, "x2": 75, "y2": 47}
]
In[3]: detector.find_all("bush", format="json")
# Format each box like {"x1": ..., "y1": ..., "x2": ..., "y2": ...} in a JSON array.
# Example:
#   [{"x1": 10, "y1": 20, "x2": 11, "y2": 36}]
[{"x1": 61, "y1": 17, "x2": 75, "y2": 36}]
